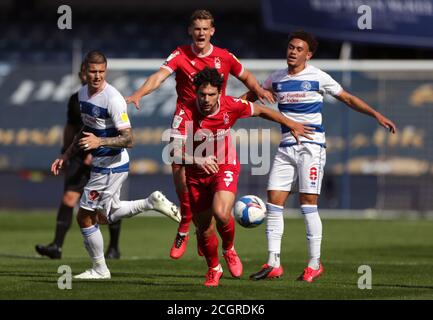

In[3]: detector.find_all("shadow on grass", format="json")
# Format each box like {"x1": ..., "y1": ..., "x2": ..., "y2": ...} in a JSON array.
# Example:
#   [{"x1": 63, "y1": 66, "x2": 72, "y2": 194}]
[
  {"x1": 373, "y1": 283, "x2": 433, "y2": 290},
  {"x1": 0, "y1": 253, "x2": 45, "y2": 260},
  {"x1": 29, "y1": 279, "x2": 204, "y2": 288},
  {"x1": 337, "y1": 280, "x2": 433, "y2": 291},
  {"x1": 112, "y1": 272, "x2": 203, "y2": 279},
  {"x1": 0, "y1": 271, "x2": 54, "y2": 278}
]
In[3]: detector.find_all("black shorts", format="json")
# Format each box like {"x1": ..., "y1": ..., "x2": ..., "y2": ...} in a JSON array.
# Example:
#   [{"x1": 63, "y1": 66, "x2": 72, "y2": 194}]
[{"x1": 63, "y1": 157, "x2": 91, "y2": 193}]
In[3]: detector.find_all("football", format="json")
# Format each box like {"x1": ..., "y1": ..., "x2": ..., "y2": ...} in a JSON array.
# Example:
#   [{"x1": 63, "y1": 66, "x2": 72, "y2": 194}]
[{"x1": 233, "y1": 195, "x2": 266, "y2": 228}]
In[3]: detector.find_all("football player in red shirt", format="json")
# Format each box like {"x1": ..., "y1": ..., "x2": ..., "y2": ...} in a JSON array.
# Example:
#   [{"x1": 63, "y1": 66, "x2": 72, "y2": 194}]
[
  {"x1": 170, "y1": 67, "x2": 313, "y2": 286},
  {"x1": 126, "y1": 10, "x2": 274, "y2": 260}
]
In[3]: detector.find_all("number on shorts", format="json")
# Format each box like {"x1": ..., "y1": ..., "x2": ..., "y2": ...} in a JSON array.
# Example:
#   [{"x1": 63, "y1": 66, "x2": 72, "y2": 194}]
[{"x1": 223, "y1": 171, "x2": 234, "y2": 187}]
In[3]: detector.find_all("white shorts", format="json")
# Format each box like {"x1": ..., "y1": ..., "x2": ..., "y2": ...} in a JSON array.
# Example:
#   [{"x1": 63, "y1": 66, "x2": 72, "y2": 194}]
[
  {"x1": 267, "y1": 143, "x2": 326, "y2": 194},
  {"x1": 79, "y1": 171, "x2": 128, "y2": 217}
]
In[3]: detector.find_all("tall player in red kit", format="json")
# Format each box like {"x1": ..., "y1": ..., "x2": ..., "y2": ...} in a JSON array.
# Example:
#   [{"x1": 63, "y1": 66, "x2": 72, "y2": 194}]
[
  {"x1": 126, "y1": 10, "x2": 274, "y2": 259},
  {"x1": 170, "y1": 67, "x2": 314, "y2": 286}
]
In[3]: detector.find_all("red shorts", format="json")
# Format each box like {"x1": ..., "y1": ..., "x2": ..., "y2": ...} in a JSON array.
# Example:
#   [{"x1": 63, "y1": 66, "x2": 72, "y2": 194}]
[{"x1": 186, "y1": 165, "x2": 240, "y2": 214}]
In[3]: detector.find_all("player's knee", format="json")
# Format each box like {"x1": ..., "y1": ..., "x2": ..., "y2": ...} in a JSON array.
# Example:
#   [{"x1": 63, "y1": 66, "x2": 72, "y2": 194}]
[
  {"x1": 200, "y1": 227, "x2": 214, "y2": 238},
  {"x1": 96, "y1": 212, "x2": 109, "y2": 225},
  {"x1": 195, "y1": 220, "x2": 213, "y2": 236},
  {"x1": 299, "y1": 193, "x2": 318, "y2": 205},
  {"x1": 76, "y1": 209, "x2": 95, "y2": 228},
  {"x1": 213, "y1": 208, "x2": 231, "y2": 225},
  {"x1": 267, "y1": 190, "x2": 287, "y2": 206}
]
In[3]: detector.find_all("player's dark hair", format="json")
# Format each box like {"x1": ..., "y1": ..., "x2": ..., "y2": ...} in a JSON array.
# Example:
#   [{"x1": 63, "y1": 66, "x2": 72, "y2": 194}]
[
  {"x1": 83, "y1": 50, "x2": 107, "y2": 68},
  {"x1": 193, "y1": 67, "x2": 223, "y2": 92},
  {"x1": 190, "y1": 9, "x2": 214, "y2": 27},
  {"x1": 289, "y1": 30, "x2": 318, "y2": 54}
]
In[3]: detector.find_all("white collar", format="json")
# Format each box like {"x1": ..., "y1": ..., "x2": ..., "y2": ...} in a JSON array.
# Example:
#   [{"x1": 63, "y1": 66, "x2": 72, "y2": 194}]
[{"x1": 191, "y1": 44, "x2": 214, "y2": 58}]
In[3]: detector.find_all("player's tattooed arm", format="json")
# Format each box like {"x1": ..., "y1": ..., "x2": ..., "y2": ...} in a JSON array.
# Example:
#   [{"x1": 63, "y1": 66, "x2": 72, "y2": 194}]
[
  {"x1": 79, "y1": 128, "x2": 134, "y2": 151},
  {"x1": 99, "y1": 128, "x2": 134, "y2": 148}
]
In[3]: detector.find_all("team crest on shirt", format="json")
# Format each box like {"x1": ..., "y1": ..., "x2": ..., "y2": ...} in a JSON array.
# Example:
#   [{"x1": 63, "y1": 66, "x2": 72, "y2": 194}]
[
  {"x1": 172, "y1": 115, "x2": 183, "y2": 129},
  {"x1": 223, "y1": 112, "x2": 230, "y2": 124},
  {"x1": 92, "y1": 106, "x2": 100, "y2": 117},
  {"x1": 277, "y1": 83, "x2": 282, "y2": 91},
  {"x1": 301, "y1": 81, "x2": 312, "y2": 91},
  {"x1": 214, "y1": 57, "x2": 221, "y2": 69}
]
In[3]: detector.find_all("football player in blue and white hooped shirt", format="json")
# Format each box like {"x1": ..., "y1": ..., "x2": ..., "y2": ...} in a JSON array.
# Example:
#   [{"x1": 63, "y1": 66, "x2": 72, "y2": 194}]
[
  {"x1": 249, "y1": 31, "x2": 396, "y2": 282},
  {"x1": 50, "y1": 51, "x2": 181, "y2": 280}
]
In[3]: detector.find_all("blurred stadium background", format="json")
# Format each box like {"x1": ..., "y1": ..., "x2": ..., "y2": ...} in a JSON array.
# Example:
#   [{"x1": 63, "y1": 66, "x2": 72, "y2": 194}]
[{"x1": 1, "y1": 0, "x2": 433, "y2": 218}]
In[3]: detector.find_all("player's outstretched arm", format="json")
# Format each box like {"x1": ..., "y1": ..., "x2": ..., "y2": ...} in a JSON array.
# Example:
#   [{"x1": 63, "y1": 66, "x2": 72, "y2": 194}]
[
  {"x1": 238, "y1": 70, "x2": 275, "y2": 104},
  {"x1": 238, "y1": 90, "x2": 258, "y2": 102},
  {"x1": 79, "y1": 128, "x2": 134, "y2": 151},
  {"x1": 125, "y1": 68, "x2": 171, "y2": 110},
  {"x1": 336, "y1": 90, "x2": 397, "y2": 134},
  {"x1": 252, "y1": 103, "x2": 315, "y2": 144}
]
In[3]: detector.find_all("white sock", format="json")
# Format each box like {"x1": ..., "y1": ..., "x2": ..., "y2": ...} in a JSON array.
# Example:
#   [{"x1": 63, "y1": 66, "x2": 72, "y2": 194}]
[
  {"x1": 301, "y1": 205, "x2": 322, "y2": 270},
  {"x1": 212, "y1": 264, "x2": 223, "y2": 272},
  {"x1": 81, "y1": 224, "x2": 108, "y2": 274},
  {"x1": 266, "y1": 203, "x2": 284, "y2": 268},
  {"x1": 108, "y1": 199, "x2": 151, "y2": 223}
]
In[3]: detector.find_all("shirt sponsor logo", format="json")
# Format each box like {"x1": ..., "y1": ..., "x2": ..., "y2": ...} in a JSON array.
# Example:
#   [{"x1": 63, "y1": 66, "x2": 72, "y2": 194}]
[{"x1": 196, "y1": 128, "x2": 231, "y2": 142}]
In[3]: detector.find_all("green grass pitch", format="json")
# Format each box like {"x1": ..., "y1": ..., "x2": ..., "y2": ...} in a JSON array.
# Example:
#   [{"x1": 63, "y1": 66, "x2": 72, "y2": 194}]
[{"x1": 0, "y1": 211, "x2": 432, "y2": 300}]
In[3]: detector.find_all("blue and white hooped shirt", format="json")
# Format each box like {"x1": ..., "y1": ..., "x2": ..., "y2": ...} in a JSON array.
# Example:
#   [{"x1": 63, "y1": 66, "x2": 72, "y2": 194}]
[
  {"x1": 78, "y1": 82, "x2": 131, "y2": 172},
  {"x1": 263, "y1": 64, "x2": 343, "y2": 147}
]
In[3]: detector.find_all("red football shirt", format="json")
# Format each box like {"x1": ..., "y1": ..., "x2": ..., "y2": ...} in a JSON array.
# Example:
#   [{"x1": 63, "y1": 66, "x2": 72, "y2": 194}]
[
  {"x1": 161, "y1": 44, "x2": 244, "y2": 104},
  {"x1": 171, "y1": 95, "x2": 254, "y2": 175}
]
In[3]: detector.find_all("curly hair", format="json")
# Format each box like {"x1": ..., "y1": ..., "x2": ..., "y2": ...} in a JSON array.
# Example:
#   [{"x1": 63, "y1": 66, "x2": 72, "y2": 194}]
[
  {"x1": 193, "y1": 67, "x2": 224, "y2": 92},
  {"x1": 289, "y1": 30, "x2": 318, "y2": 54}
]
